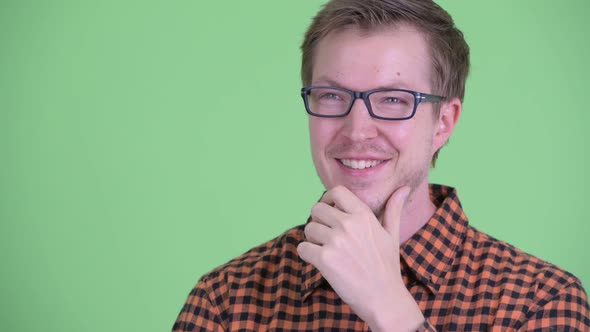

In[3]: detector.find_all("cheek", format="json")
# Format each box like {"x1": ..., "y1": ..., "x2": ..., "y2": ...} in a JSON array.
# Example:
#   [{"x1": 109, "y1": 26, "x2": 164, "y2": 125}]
[
  {"x1": 385, "y1": 121, "x2": 434, "y2": 157},
  {"x1": 308, "y1": 120, "x2": 320, "y2": 155},
  {"x1": 383, "y1": 123, "x2": 413, "y2": 152},
  {"x1": 309, "y1": 118, "x2": 335, "y2": 156}
]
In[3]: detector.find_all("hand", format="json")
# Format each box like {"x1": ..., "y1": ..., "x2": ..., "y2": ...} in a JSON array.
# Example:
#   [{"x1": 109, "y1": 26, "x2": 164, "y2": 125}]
[{"x1": 297, "y1": 185, "x2": 425, "y2": 331}]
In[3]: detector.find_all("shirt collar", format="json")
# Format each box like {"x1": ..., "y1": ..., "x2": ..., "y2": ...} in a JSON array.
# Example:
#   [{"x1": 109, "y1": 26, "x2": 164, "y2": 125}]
[
  {"x1": 400, "y1": 184, "x2": 468, "y2": 294},
  {"x1": 298, "y1": 184, "x2": 469, "y2": 300},
  {"x1": 299, "y1": 216, "x2": 325, "y2": 301}
]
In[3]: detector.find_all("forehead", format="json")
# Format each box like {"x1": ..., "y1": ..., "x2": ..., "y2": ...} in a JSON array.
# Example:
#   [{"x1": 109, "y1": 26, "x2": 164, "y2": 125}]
[{"x1": 312, "y1": 25, "x2": 432, "y2": 92}]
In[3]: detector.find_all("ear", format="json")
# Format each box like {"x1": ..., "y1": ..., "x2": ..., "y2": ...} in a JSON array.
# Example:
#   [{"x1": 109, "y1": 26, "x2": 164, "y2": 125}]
[{"x1": 432, "y1": 97, "x2": 462, "y2": 152}]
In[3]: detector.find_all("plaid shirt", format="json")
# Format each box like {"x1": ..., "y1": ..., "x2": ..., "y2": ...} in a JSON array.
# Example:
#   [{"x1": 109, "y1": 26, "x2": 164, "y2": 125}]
[{"x1": 173, "y1": 184, "x2": 590, "y2": 331}]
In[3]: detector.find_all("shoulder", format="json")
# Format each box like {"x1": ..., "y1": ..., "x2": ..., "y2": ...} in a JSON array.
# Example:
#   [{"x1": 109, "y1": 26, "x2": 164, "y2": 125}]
[
  {"x1": 460, "y1": 226, "x2": 590, "y2": 329},
  {"x1": 173, "y1": 225, "x2": 306, "y2": 331},
  {"x1": 198, "y1": 224, "x2": 305, "y2": 290},
  {"x1": 463, "y1": 225, "x2": 583, "y2": 302}
]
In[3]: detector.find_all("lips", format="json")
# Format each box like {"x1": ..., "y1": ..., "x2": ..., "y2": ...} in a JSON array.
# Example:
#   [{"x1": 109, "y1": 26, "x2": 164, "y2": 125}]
[{"x1": 338, "y1": 159, "x2": 386, "y2": 170}]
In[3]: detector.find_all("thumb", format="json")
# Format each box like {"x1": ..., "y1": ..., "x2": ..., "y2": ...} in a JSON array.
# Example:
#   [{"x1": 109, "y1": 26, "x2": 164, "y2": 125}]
[{"x1": 382, "y1": 186, "x2": 411, "y2": 238}]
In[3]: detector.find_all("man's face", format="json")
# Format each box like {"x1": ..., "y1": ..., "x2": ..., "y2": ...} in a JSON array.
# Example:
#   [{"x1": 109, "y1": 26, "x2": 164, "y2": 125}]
[{"x1": 309, "y1": 26, "x2": 444, "y2": 215}]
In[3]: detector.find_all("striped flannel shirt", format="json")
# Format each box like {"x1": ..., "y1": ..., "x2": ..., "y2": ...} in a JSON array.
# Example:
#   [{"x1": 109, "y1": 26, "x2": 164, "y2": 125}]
[{"x1": 173, "y1": 184, "x2": 590, "y2": 331}]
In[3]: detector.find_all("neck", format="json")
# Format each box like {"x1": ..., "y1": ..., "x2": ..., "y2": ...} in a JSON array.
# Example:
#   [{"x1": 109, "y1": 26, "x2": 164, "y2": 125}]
[{"x1": 395, "y1": 181, "x2": 436, "y2": 244}]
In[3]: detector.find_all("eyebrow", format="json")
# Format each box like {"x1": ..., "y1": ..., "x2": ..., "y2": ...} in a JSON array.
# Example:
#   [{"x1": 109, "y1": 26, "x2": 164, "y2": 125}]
[{"x1": 311, "y1": 76, "x2": 412, "y2": 91}]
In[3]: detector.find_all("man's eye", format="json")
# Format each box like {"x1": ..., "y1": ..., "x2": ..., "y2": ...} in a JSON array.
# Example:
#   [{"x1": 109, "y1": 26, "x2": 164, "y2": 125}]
[
  {"x1": 321, "y1": 93, "x2": 341, "y2": 100},
  {"x1": 384, "y1": 97, "x2": 400, "y2": 103},
  {"x1": 380, "y1": 95, "x2": 411, "y2": 105}
]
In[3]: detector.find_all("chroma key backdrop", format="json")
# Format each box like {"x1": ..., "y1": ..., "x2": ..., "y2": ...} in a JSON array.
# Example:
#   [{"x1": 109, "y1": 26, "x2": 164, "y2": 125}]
[{"x1": 1, "y1": 1, "x2": 589, "y2": 331}]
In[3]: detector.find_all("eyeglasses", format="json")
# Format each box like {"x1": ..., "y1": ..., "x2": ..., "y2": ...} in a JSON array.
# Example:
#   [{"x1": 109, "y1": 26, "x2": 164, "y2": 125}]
[{"x1": 301, "y1": 86, "x2": 445, "y2": 120}]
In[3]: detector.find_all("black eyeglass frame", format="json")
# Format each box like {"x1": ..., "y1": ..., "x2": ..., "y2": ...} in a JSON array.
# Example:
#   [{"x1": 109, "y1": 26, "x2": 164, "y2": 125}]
[{"x1": 301, "y1": 86, "x2": 445, "y2": 121}]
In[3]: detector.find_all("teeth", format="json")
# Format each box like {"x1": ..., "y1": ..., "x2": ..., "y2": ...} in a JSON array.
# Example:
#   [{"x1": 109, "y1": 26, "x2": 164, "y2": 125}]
[{"x1": 340, "y1": 159, "x2": 384, "y2": 170}]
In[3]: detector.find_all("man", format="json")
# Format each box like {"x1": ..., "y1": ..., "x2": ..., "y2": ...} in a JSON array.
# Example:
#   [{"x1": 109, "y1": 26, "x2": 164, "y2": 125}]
[{"x1": 173, "y1": 0, "x2": 590, "y2": 331}]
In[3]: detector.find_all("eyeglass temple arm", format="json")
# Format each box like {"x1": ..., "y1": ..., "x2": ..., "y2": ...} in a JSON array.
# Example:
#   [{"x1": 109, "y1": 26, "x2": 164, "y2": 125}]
[{"x1": 418, "y1": 93, "x2": 445, "y2": 103}]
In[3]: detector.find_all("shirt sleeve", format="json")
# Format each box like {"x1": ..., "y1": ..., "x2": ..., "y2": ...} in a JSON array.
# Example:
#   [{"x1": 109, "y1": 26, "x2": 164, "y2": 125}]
[
  {"x1": 519, "y1": 280, "x2": 590, "y2": 331},
  {"x1": 172, "y1": 280, "x2": 226, "y2": 332}
]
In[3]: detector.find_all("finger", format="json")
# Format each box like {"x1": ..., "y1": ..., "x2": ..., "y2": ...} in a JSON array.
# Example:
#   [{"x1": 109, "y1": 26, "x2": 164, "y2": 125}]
[
  {"x1": 310, "y1": 202, "x2": 347, "y2": 228},
  {"x1": 297, "y1": 241, "x2": 322, "y2": 266},
  {"x1": 320, "y1": 185, "x2": 365, "y2": 214},
  {"x1": 304, "y1": 221, "x2": 333, "y2": 245},
  {"x1": 382, "y1": 186, "x2": 411, "y2": 239}
]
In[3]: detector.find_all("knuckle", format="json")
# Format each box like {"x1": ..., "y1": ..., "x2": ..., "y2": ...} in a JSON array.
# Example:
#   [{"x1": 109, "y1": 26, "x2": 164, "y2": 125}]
[
  {"x1": 296, "y1": 242, "x2": 305, "y2": 254},
  {"x1": 304, "y1": 222, "x2": 316, "y2": 239},
  {"x1": 303, "y1": 224, "x2": 311, "y2": 238},
  {"x1": 361, "y1": 212, "x2": 374, "y2": 225},
  {"x1": 319, "y1": 247, "x2": 335, "y2": 265},
  {"x1": 310, "y1": 203, "x2": 322, "y2": 215},
  {"x1": 297, "y1": 242, "x2": 310, "y2": 260},
  {"x1": 329, "y1": 233, "x2": 346, "y2": 249},
  {"x1": 340, "y1": 215, "x2": 356, "y2": 231}
]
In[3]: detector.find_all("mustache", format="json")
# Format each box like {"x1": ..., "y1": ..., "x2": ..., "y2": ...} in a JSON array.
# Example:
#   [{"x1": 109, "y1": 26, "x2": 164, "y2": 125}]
[{"x1": 327, "y1": 142, "x2": 394, "y2": 156}]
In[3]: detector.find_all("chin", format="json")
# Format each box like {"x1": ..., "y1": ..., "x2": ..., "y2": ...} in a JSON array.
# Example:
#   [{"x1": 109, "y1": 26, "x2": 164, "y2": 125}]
[{"x1": 347, "y1": 186, "x2": 389, "y2": 215}]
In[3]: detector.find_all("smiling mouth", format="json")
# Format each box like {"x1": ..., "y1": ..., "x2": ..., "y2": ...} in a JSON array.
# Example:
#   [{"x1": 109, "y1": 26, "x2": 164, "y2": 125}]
[{"x1": 338, "y1": 159, "x2": 386, "y2": 170}]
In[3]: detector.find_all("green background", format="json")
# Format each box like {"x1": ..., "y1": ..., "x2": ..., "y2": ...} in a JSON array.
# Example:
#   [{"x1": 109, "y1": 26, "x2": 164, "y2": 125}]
[{"x1": 1, "y1": 1, "x2": 589, "y2": 331}]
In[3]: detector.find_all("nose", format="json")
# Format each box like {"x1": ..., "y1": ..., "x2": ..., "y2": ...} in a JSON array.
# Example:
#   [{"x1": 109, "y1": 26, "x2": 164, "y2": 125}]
[{"x1": 341, "y1": 98, "x2": 378, "y2": 141}]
